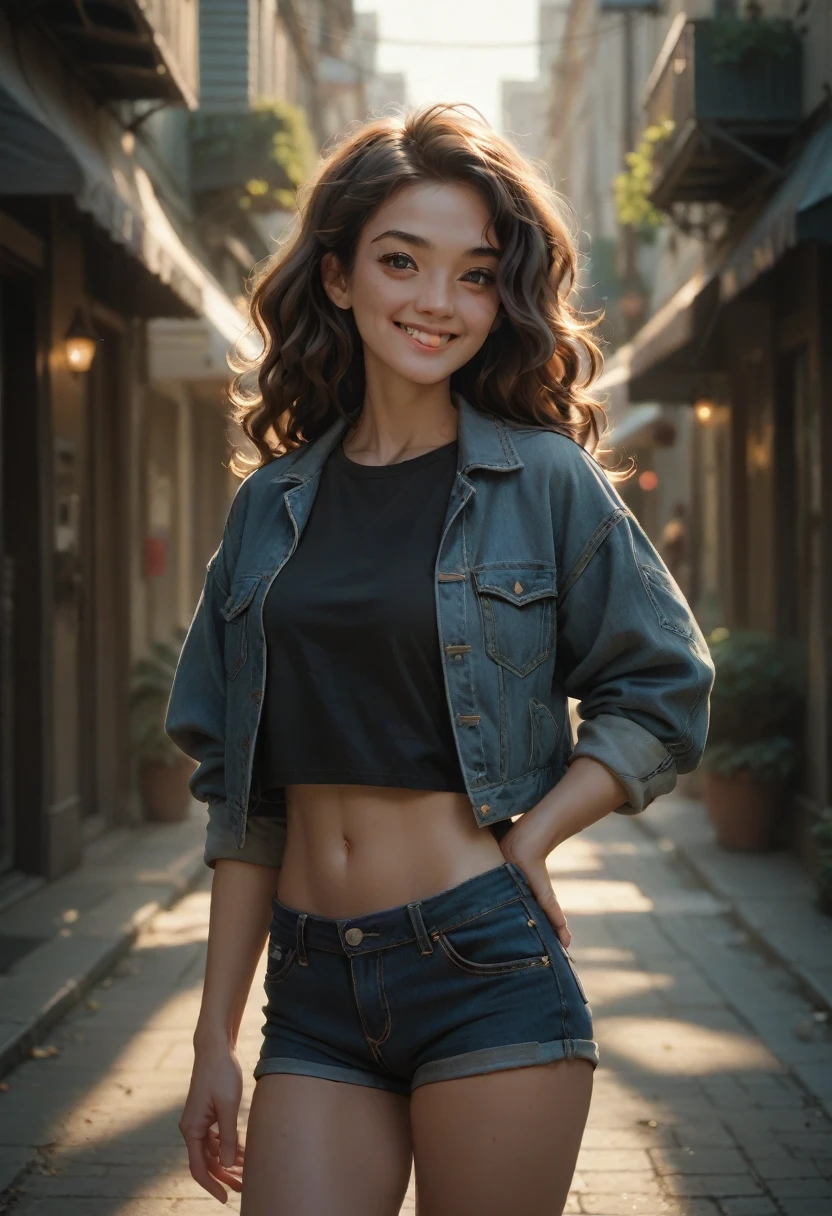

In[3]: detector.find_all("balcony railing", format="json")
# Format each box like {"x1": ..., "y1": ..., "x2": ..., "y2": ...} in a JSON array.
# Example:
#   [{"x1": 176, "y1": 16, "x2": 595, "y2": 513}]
[
  {"x1": 643, "y1": 15, "x2": 802, "y2": 208},
  {"x1": 29, "y1": 0, "x2": 199, "y2": 109}
]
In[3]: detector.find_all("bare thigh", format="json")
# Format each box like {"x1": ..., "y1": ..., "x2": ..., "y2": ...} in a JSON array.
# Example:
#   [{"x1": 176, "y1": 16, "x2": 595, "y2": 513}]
[
  {"x1": 241, "y1": 1074, "x2": 413, "y2": 1216},
  {"x1": 411, "y1": 1060, "x2": 594, "y2": 1216}
]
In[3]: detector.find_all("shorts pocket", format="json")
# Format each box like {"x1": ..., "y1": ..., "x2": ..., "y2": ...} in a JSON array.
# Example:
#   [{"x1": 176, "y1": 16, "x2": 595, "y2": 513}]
[
  {"x1": 556, "y1": 941, "x2": 589, "y2": 1004},
  {"x1": 437, "y1": 900, "x2": 550, "y2": 978},
  {"x1": 265, "y1": 939, "x2": 297, "y2": 986}
]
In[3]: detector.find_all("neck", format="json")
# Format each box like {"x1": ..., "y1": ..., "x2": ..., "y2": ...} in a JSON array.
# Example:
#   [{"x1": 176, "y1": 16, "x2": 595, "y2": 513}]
[{"x1": 345, "y1": 353, "x2": 459, "y2": 462}]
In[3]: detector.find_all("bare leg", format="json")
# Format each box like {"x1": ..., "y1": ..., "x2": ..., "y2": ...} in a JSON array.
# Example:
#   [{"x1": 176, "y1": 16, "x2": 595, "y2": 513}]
[
  {"x1": 411, "y1": 1059, "x2": 593, "y2": 1216},
  {"x1": 241, "y1": 1073, "x2": 413, "y2": 1216}
]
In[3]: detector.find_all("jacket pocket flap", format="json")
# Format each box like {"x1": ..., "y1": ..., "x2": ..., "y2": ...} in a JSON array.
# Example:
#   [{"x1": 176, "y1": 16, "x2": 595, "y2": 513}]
[
  {"x1": 473, "y1": 565, "x2": 557, "y2": 605},
  {"x1": 220, "y1": 575, "x2": 261, "y2": 622}
]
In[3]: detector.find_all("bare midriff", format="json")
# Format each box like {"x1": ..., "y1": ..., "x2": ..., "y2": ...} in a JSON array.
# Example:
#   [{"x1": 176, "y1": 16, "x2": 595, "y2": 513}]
[{"x1": 275, "y1": 784, "x2": 507, "y2": 919}]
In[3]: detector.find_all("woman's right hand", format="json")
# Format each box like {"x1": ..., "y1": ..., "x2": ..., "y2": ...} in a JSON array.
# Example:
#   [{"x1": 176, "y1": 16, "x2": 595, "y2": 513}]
[{"x1": 179, "y1": 1042, "x2": 245, "y2": 1203}]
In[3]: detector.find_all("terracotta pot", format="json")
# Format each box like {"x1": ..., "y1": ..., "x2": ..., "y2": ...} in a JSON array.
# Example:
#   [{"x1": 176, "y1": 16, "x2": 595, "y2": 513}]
[
  {"x1": 704, "y1": 770, "x2": 781, "y2": 852},
  {"x1": 138, "y1": 758, "x2": 195, "y2": 823}
]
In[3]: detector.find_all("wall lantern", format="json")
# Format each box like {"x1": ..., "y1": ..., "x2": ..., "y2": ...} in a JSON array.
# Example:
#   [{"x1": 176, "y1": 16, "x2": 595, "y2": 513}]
[
  {"x1": 694, "y1": 397, "x2": 716, "y2": 425},
  {"x1": 64, "y1": 308, "x2": 98, "y2": 374}
]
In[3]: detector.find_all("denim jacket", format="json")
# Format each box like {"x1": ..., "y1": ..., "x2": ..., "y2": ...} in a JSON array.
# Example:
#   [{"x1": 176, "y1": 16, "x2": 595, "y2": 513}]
[{"x1": 165, "y1": 395, "x2": 714, "y2": 868}]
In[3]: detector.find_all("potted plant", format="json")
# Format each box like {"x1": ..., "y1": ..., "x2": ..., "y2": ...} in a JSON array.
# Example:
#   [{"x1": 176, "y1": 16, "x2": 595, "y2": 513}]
[
  {"x1": 130, "y1": 630, "x2": 195, "y2": 823},
  {"x1": 702, "y1": 629, "x2": 803, "y2": 851},
  {"x1": 811, "y1": 809, "x2": 832, "y2": 917}
]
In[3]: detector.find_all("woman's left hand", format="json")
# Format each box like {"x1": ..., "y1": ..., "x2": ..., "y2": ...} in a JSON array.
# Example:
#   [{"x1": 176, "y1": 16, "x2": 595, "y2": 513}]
[{"x1": 498, "y1": 824, "x2": 571, "y2": 950}]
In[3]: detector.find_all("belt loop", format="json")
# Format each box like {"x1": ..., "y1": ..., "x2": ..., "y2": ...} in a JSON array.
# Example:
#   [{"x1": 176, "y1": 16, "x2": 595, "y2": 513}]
[
  {"x1": 296, "y1": 912, "x2": 309, "y2": 966},
  {"x1": 506, "y1": 861, "x2": 532, "y2": 898},
  {"x1": 407, "y1": 902, "x2": 434, "y2": 956}
]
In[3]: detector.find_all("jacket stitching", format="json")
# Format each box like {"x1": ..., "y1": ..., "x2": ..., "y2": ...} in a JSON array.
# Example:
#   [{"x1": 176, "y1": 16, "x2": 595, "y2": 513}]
[{"x1": 559, "y1": 508, "x2": 630, "y2": 602}]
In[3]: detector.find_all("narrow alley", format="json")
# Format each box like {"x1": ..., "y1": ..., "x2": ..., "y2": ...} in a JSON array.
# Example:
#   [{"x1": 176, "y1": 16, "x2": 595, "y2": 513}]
[{"x1": 2, "y1": 801, "x2": 830, "y2": 1216}]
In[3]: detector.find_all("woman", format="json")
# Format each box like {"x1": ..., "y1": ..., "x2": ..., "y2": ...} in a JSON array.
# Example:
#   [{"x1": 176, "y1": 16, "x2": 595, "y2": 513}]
[{"x1": 166, "y1": 104, "x2": 713, "y2": 1216}]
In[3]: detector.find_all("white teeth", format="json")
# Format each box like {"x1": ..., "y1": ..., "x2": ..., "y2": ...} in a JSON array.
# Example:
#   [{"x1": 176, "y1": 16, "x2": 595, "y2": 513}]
[{"x1": 399, "y1": 324, "x2": 453, "y2": 348}]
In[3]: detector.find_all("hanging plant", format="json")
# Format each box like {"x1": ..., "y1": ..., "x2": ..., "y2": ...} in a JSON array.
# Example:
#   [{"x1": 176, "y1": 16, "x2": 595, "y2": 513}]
[
  {"x1": 613, "y1": 119, "x2": 675, "y2": 233},
  {"x1": 710, "y1": 14, "x2": 801, "y2": 66},
  {"x1": 191, "y1": 100, "x2": 316, "y2": 214}
]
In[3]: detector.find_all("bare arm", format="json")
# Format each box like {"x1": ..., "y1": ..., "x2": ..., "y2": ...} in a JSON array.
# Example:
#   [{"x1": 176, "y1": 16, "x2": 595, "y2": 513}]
[
  {"x1": 180, "y1": 859, "x2": 279, "y2": 1204},
  {"x1": 196, "y1": 859, "x2": 278, "y2": 1048},
  {"x1": 499, "y1": 756, "x2": 627, "y2": 948}
]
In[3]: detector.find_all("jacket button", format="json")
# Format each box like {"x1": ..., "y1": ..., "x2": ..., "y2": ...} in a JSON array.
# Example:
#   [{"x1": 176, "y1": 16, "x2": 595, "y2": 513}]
[
  {"x1": 514, "y1": 581, "x2": 523, "y2": 594},
  {"x1": 344, "y1": 927, "x2": 364, "y2": 946},
  {"x1": 479, "y1": 804, "x2": 490, "y2": 814}
]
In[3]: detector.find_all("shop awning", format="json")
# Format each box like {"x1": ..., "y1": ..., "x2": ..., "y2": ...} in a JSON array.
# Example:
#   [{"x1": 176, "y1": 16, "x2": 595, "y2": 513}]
[
  {"x1": 720, "y1": 119, "x2": 832, "y2": 302},
  {"x1": 0, "y1": 17, "x2": 240, "y2": 327},
  {"x1": 626, "y1": 268, "x2": 722, "y2": 403}
]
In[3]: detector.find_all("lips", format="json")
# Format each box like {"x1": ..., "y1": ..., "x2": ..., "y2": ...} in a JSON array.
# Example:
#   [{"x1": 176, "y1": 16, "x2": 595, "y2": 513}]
[{"x1": 395, "y1": 322, "x2": 457, "y2": 349}]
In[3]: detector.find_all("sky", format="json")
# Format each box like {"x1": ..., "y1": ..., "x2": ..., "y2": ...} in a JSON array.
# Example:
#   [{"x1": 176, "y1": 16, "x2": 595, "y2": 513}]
[{"x1": 353, "y1": 0, "x2": 541, "y2": 131}]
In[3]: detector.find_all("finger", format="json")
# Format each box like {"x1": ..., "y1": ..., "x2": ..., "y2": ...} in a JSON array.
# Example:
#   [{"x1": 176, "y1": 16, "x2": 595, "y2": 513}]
[
  {"x1": 529, "y1": 879, "x2": 571, "y2": 947},
  {"x1": 205, "y1": 1148, "x2": 243, "y2": 1193},
  {"x1": 183, "y1": 1134, "x2": 227, "y2": 1204},
  {"x1": 216, "y1": 1100, "x2": 239, "y2": 1170},
  {"x1": 207, "y1": 1128, "x2": 244, "y2": 1170}
]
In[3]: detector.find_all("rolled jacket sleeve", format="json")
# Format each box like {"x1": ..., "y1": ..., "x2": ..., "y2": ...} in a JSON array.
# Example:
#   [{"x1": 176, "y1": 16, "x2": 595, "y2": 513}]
[
  {"x1": 165, "y1": 498, "x2": 286, "y2": 870},
  {"x1": 552, "y1": 447, "x2": 714, "y2": 813}
]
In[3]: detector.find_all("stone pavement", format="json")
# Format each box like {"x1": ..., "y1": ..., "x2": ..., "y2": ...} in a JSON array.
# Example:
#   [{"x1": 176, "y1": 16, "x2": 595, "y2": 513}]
[
  {"x1": 0, "y1": 809, "x2": 206, "y2": 1078},
  {"x1": 635, "y1": 795, "x2": 832, "y2": 1019},
  {"x1": 1, "y1": 809, "x2": 831, "y2": 1215}
]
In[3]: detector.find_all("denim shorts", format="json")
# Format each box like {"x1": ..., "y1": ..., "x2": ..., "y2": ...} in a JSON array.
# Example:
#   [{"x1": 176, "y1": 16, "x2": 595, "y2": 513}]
[{"x1": 255, "y1": 861, "x2": 599, "y2": 1095}]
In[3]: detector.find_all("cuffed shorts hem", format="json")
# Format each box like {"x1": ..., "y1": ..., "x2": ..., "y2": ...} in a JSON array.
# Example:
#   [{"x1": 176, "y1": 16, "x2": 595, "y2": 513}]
[
  {"x1": 253, "y1": 1056, "x2": 410, "y2": 1096},
  {"x1": 411, "y1": 1037, "x2": 600, "y2": 1089},
  {"x1": 253, "y1": 1037, "x2": 599, "y2": 1097}
]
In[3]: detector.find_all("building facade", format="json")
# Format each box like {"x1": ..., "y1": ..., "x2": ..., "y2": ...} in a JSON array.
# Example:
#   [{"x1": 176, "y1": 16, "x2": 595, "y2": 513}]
[
  {"x1": 0, "y1": 0, "x2": 364, "y2": 894},
  {"x1": 546, "y1": 0, "x2": 832, "y2": 862}
]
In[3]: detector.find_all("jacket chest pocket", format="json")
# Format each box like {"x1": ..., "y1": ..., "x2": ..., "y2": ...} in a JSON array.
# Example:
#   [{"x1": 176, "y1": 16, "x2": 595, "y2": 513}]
[
  {"x1": 221, "y1": 576, "x2": 262, "y2": 680},
  {"x1": 473, "y1": 564, "x2": 557, "y2": 678}
]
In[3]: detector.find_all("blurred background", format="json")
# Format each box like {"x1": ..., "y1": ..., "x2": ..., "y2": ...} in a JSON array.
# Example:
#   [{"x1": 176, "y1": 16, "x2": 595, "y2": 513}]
[
  {"x1": 0, "y1": 4, "x2": 831, "y2": 1213},
  {"x1": 1, "y1": 0, "x2": 829, "y2": 896}
]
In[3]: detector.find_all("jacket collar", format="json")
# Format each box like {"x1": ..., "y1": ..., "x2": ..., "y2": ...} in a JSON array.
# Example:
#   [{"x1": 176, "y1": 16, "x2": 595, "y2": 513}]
[{"x1": 272, "y1": 393, "x2": 523, "y2": 483}]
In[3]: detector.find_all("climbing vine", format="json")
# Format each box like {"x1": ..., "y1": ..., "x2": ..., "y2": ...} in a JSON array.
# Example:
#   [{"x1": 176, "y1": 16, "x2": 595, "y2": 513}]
[
  {"x1": 191, "y1": 100, "x2": 315, "y2": 213},
  {"x1": 613, "y1": 119, "x2": 675, "y2": 233}
]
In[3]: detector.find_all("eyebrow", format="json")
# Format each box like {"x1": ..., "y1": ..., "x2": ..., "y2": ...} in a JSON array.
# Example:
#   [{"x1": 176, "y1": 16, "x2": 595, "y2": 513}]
[{"x1": 369, "y1": 228, "x2": 500, "y2": 259}]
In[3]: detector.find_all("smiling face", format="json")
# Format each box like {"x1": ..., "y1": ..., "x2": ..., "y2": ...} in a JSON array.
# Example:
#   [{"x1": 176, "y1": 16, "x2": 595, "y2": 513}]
[{"x1": 321, "y1": 180, "x2": 502, "y2": 389}]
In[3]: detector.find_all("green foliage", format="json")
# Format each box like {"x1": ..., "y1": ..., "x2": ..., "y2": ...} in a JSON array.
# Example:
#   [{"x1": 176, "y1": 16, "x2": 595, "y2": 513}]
[
  {"x1": 191, "y1": 100, "x2": 315, "y2": 214},
  {"x1": 129, "y1": 630, "x2": 187, "y2": 767},
  {"x1": 613, "y1": 120, "x2": 675, "y2": 232},
  {"x1": 710, "y1": 16, "x2": 801, "y2": 66},
  {"x1": 703, "y1": 629, "x2": 804, "y2": 783},
  {"x1": 704, "y1": 738, "x2": 797, "y2": 783},
  {"x1": 811, "y1": 808, "x2": 832, "y2": 887}
]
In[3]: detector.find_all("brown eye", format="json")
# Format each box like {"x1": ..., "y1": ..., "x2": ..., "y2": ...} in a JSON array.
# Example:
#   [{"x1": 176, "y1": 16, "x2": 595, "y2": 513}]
[{"x1": 383, "y1": 253, "x2": 416, "y2": 271}]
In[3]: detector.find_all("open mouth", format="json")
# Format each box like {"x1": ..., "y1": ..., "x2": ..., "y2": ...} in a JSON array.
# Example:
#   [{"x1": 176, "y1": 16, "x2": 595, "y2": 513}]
[{"x1": 395, "y1": 323, "x2": 457, "y2": 350}]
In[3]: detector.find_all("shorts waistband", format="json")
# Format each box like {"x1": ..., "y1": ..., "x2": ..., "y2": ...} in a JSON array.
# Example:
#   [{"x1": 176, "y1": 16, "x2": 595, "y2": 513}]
[{"x1": 270, "y1": 861, "x2": 534, "y2": 958}]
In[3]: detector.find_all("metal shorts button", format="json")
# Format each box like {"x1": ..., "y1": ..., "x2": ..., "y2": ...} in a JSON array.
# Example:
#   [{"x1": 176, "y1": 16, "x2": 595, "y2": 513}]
[{"x1": 344, "y1": 927, "x2": 364, "y2": 946}]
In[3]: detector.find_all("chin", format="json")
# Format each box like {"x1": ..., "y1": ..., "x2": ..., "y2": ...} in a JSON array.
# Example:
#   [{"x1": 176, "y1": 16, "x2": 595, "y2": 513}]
[{"x1": 373, "y1": 345, "x2": 477, "y2": 387}]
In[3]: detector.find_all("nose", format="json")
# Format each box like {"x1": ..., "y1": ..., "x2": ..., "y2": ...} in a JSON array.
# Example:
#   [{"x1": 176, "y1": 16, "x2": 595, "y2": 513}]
[{"x1": 414, "y1": 271, "x2": 454, "y2": 318}]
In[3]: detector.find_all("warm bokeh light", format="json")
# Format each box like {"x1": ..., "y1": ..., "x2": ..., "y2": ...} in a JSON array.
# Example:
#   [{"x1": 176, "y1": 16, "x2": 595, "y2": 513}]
[
  {"x1": 638, "y1": 469, "x2": 659, "y2": 492},
  {"x1": 65, "y1": 335, "x2": 97, "y2": 372},
  {"x1": 694, "y1": 400, "x2": 715, "y2": 424}
]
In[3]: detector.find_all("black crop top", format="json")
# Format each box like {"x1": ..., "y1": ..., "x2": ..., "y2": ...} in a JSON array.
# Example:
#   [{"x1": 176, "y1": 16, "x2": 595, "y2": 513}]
[{"x1": 257, "y1": 436, "x2": 467, "y2": 799}]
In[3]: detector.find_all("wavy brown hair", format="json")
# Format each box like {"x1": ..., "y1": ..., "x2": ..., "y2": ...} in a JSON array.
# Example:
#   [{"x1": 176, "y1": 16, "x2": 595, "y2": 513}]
[{"x1": 230, "y1": 103, "x2": 606, "y2": 474}]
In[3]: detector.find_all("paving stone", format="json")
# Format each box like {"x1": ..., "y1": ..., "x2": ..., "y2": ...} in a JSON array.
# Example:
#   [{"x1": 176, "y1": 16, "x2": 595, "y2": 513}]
[
  {"x1": 650, "y1": 1148, "x2": 748, "y2": 1175},
  {"x1": 662, "y1": 1174, "x2": 765, "y2": 1197},
  {"x1": 717, "y1": 1200, "x2": 778, "y2": 1216},
  {"x1": 766, "y1": 1178, "x2": 832, "y2": 1199}
]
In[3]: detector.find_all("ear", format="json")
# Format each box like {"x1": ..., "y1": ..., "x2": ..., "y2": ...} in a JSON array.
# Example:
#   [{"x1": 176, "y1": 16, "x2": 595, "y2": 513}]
[{"x1": 321, "y1": 252, "x2": 351, "y2": 310}]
